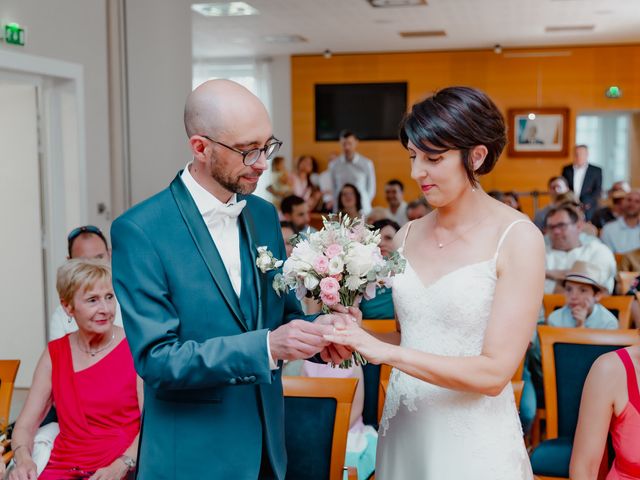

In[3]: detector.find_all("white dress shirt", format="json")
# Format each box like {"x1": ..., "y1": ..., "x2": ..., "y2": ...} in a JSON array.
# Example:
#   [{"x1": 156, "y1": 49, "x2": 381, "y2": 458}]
[
  {"x1": 572, "y1": 164, "x2": 588, "y2": 199},
  {"x1": 384, "y1": 202, "x2": 409, "y2": 226},
  {"x1": 329, "y1": 153, "x2": 377, "y2": 215},
  {"x1": 181, "y1": 164, "x2": 277, "y2": 369}
]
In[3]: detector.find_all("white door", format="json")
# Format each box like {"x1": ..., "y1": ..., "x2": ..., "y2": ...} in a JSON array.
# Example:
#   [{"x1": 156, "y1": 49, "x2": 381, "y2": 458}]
[{"x1": 0, "y1": 83, "x2": 46, "y2": 388}]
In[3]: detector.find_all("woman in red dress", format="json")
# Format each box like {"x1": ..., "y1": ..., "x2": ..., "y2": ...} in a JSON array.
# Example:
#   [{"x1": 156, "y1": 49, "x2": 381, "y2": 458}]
[{"x1": 9, "y1": 259, "x2": 141, "y2": 480}]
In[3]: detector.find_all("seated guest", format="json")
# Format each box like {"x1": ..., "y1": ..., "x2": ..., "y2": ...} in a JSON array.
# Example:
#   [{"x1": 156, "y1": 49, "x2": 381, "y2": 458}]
[
  {"x1": 591, "y1": 180, "x2": 631, "y2": 229},
  {"x1": 600, "y1": 190, "x2": 640, "y2": 254},
  {"x1": 621, "y1": 248, "x2": 640, "y2": 272},
  {"x1": 360, "y1": 219, "x2": 400, "y2": 320},
  {"x1": 570, "y1": 341, "x2": 640, "y2": 479},
  {"x1": 547, "y1": 261, "x2": 618, "y2": 329},
  {"x1": 49, "y1": 225, "x2": 123, "y2": 341},
  {"x1": 281, "y1": 195, "x2": 312, "y2": 234},
  {"x1": 280, "y1": 220, "x2": 296, "y2": 258},
  {"x1": 406, "y1": 198, "x2": 431, "y2": 221},
  {"x1": 266, "y1": 155, "x2": 292, "y2": 210},
  {"x1": 544, "y1": 204, "x2": 616, "y2": 294},
  {"x1": 9, "y1": 259, "x2": 141, "y2": 480},
  {"x1": 290, "y1": 154, "x2": 323, "y2": 212},
  {"x1": 382, "y1": 179, "x2": 408, "y2": 226},
  {"x1": 490, "y1": 190, "x2": 522, "y2": 211},
  {"x1": 365, "y1": 207, "x2": 390, "y2": 225},
  {"x1": 534, "y1": 176, "x2": 571, "y2": 229},
  {"x1": 337, "y1": 183, "x2": 363, "y2": 221}
]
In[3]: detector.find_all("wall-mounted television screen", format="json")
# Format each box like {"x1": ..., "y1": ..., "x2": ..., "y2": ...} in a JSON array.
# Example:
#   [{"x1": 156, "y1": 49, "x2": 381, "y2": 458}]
[{"x1": 315, "y1": 82, "x2": 407, "y2": 141}]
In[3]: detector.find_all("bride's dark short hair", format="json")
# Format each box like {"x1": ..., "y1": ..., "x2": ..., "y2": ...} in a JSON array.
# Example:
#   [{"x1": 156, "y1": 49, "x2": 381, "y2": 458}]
[{"x1": 399, "y1": 86, "x2": 506, "y2": 186}]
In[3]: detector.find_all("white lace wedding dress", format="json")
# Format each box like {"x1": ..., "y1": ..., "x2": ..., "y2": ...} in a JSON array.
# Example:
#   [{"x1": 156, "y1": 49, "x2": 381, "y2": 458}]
[{"x1": 376, "y1": 220, "x2": 533, "y2": 479}]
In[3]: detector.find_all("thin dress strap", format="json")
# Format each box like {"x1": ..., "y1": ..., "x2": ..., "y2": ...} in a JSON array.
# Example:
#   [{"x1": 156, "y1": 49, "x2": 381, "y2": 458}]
[
  {"x1": 400, "y1": 220, "x2": 415, "y2": 252},
  {"x1": 493, "y1": 219, "x2": 531, "y2": 259},
  {"x1": 616, "y1": 348, "x2": 640, "y2": 412}
]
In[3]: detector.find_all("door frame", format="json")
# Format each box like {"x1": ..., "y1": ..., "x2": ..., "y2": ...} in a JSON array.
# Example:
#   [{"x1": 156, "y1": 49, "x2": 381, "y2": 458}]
[{"x1": 0, "y1": 49, "x2": 86, "y2": 327}]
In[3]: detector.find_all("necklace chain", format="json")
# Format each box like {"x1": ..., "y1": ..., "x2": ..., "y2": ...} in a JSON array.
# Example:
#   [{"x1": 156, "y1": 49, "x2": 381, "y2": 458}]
[
  {"x1": 434, "y1": 211, "x2": 491, "y2": 249},
  {"x1": 77, "y1": 330, "x2": 116, "y2": 357}
]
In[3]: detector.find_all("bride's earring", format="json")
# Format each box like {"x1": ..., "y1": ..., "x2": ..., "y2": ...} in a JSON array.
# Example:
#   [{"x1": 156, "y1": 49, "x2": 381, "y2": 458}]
[{"x1": 67, "y1": 315, "x2": 73, "y2": 324}]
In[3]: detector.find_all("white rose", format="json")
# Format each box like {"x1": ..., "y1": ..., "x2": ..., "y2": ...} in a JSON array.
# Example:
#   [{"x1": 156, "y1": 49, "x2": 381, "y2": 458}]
[
  {"x1": 345, "y1": 244, "x2": 376, "y2": 276},
  {"x1": 345, "y1": 275, "x2": 364, "y2": 291},
  {"x1": 304, "y1": 274, "x2": 320, "y2": 290},
  {"x1": 257, "y1": 255, "x2": 272, "y2": 272},
  {"x1": 328, "y1": 256, "x2": 344, "y2": 275},
  {"x1": 291, "y1": 241, "x2": 318, "y2": 265}
]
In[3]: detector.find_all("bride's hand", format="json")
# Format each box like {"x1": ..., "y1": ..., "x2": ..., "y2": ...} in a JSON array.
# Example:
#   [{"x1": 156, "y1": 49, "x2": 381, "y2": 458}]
[{"x1": 324, "y1": 319, "x2": 391, "y2": 365}]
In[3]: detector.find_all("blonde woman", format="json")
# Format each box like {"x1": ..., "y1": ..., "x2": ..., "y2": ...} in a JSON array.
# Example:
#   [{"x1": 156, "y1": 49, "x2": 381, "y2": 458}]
[{"x1": 10, "y1": 259, "x2": 141, "y2": 480}]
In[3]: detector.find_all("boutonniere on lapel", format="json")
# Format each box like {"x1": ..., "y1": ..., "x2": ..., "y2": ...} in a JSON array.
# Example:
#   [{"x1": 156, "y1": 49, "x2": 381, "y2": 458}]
[{"x1": 256, "y1": 246, "x2": 283, "y2": 274}]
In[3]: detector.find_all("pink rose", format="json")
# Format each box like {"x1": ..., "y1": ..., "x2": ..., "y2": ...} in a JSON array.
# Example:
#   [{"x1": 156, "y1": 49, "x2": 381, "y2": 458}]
[
  {"x1": 320, "y1": 276, "x2": 340, "y2": 295},
  {"x1": 313, "y1": 255, "x2": 329, "y2": 274},
  {"x1": 320, "y1": 291, "x2": 339, "y2": 306},
  {"x1": 331, "y1": 273, "x2": 343, "y2": 282},
  {"x1": 324, "y1": 243, "x2": 343, "y2": 259}
]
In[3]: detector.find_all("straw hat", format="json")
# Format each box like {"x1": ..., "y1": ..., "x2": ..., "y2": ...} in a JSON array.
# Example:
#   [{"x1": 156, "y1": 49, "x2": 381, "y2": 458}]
[{"x1": 562, "y1": 261, "x2": 607, "y2": 292}]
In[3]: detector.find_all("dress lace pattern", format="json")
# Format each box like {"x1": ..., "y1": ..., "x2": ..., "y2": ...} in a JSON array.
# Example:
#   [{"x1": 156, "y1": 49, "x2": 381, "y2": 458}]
[{"x1": 375, "y1": 220, "x2": 533, "y2": 479}]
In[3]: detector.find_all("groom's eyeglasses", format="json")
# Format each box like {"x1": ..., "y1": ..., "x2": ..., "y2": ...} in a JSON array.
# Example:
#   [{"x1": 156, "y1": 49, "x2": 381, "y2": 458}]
[{"x1": 201, "y1": 135, "x2": 282, "y2": 166}]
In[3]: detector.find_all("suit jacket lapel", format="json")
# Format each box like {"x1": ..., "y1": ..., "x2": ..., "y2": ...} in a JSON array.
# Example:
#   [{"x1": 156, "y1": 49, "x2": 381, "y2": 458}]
[
  {"x1": 170, "y1": 173, "x2": 248, "y2": 332},
  {"x1": 238, "y1": 196, "x2": 265, "y2": 330}
]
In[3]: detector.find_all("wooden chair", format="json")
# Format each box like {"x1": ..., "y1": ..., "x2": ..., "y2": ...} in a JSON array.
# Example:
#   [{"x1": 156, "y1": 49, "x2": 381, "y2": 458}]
[
  {"x1": 0, "y1": 360, "x2": 20, "y2": 468},
  {"x1": 614, "y1": 253, "x2": 625, "y2": 271},
  {"x1": 512, "y1": 380, "x2": 525, "y2": 410},
  {"x1": 309, "y1": 212, "x2": 325, "y2": 231},
  {"x1": 283, "y1": 376, "x2": 358, "y2": 480},
  {"x1": 0, "y1": 360, "x2": 20, "y2": 431},
  {"x1": 617, "y1": 271, "x2": 639, "y2": 294},
  {"x1": 361, "y1": 319, "x2": 397, "y2": 427},
  {"x1": 530, "y1": 327, "x2": 638, "y2": 480},
  {"x1": 542, "y1": 293, "x2": 633, "y2": 329}
]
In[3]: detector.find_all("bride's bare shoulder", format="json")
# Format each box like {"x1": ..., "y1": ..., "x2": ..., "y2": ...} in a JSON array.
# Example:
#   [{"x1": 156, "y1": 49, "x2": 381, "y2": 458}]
[{"x1": 392, "y1": 212, "x2": 436, "y2": 250}]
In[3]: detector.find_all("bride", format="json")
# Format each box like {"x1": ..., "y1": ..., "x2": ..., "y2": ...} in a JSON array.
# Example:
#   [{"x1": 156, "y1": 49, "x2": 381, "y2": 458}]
[{"x1": 326, "y1": 86, "x2": 544, "y2": 479}]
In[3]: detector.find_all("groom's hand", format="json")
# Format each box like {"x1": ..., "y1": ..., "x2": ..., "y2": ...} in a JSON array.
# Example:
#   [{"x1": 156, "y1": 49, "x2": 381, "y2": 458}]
[
  {"x1": 315, "y1": 313, "x2": 356, "y2": 364},
  {"x1": 269, "y1": 320, "x2": 332, "y2": 361}
]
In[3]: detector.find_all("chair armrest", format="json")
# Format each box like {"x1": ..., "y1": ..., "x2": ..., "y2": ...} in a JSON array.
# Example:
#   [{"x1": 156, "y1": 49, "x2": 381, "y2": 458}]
[{"x1": 346, "y1": 466, "x2": 358, "y2": 480}]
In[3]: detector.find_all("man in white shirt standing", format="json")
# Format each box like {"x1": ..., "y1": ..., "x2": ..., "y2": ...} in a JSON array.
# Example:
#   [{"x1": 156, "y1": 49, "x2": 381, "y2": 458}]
[
  {"x1": 111, "y1": 79, "x2": 352, "y2": 480},
  {"x1": 383, "y1": 179, "x2": 408, "y2": 226},
  {"x1": 329, "y1": 130, "x2": 376, "y2": 215},
  {"x1": 600, "y1": 190, "x2": 640, "y2": 253},
  {"x1": 561, "y1": 144, "x2": 602, "y2": 221},
  {"x1": 544, "y1": 204, "x2": 616, "y2": 293},
  {"x1": 48, "y1": 225, "x2": 123, "y2": 340}
]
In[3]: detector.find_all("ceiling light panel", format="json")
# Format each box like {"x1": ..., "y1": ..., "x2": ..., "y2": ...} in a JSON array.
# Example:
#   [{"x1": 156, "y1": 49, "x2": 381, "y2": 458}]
[
  {"x1": 545, "y1": 24, "x2": 595, "y2": 32},
  {"x1": 367, "y1": 0, "x2": 427, "y2": 8},
  {"x1": 192, "y1": 2, "x2": 259, "y2": 17},
  {"x1": 399, "y1": 30, "x2": 446, "y2": 38}
]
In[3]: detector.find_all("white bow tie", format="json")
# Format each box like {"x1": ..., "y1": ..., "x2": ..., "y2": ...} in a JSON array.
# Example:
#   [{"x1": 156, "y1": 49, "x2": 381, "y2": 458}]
[{"x1": 203, "y1": 199, "x2": 247, "y2": 226}]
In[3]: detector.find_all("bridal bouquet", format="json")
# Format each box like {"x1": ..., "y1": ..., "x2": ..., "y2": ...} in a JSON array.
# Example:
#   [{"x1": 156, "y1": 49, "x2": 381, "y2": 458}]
[{"x1": 273, "y1": 214, "x2": 406, "y2": 368}]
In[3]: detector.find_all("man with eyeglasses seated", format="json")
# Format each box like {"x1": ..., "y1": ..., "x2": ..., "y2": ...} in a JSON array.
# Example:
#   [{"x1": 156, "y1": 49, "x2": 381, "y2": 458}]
[
  {"x1": 544, "y1": 204, "x2": 616, "y2": 294},
  {"x1": 48, "y1": 225, "x2": 124, "y2": 340}
]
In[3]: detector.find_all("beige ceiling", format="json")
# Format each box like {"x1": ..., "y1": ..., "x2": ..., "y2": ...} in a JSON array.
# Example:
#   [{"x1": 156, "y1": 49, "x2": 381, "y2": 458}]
[{"x1": 192, "y1": 0, "x2": 640, "y2": 60}]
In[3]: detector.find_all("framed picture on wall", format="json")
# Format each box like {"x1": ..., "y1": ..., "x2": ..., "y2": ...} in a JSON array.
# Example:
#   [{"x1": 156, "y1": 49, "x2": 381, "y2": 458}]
[{"x1": 507, "y1": 107, "x2": 569, "y2": 157}]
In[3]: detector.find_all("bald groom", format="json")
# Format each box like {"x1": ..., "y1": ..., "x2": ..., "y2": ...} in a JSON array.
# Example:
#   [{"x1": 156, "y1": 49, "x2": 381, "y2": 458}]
[{"x1": 111, "y1": 80, "x2": 351, "y2": 479}]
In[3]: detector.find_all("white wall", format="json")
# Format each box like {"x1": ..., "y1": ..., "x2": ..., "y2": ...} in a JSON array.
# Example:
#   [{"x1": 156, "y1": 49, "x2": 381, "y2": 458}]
[
  {"x1": 0, "y1": 0, "x2": 111, "y2": 232},
  {"x1": 270, "y1": 55, "x2": 293, "y2": 167},
  {"x1": 125, "y1": 0, "x2": 193, "y2": 205}
]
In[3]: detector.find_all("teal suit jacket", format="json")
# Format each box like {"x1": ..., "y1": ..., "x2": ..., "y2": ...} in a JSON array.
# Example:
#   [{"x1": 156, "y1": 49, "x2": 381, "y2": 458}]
[{"x1": 111, "y1": 173, "x2": 311, "y2": 479}]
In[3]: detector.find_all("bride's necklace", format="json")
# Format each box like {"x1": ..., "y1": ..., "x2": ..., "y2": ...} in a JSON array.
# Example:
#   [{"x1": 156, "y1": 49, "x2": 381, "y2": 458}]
[
  {"x1": 77, "y1": 330, "x2": 115, "y2": 357},
  {"x1": 434, "y1": 211, "x2": 491, "y2": 249}
]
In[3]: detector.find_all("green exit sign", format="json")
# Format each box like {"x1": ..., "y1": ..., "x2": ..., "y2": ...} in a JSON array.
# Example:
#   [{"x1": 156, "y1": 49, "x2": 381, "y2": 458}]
[{"x1": 4, "y1": 23, "x2": 25, "y2": 46}]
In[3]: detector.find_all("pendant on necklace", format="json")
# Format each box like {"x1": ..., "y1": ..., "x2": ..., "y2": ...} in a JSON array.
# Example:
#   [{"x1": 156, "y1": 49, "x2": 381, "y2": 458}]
[
  {"x1": 90, "y1": 352, "x2": 96, "y2": 357},
  {"x1": 438, "y1": 243, "x2": 443, "y2": 248}
]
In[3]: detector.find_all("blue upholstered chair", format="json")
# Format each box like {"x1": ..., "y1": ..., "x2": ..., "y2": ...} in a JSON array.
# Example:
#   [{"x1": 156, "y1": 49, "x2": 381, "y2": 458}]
[
  {"x1": 283, "y1": 376, "x2": 358, "y2": 480},
  {"x1": 361, "y1": 320, "x2": 397, "y2": 428},
  {"x1": 530, "y1": 327, "x2": 638, "y2": 480}
]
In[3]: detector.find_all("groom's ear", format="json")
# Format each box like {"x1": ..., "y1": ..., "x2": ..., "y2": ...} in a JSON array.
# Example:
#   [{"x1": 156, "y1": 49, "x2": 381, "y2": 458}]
[{"x1": 189, "y1": 135, "x2": 208, "y2": 161}]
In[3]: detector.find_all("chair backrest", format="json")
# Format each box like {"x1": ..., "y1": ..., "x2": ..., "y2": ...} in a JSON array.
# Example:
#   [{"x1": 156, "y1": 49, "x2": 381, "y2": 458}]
[
  {"x1": 309, "y1": 213, "x2": 325, "y2": 231},
  {"x1": 617, "y1": 271, "x2": 639, "y2": 294},
  {"x1": 361, "y1": 319, "x2": 397, "y2": 427},
  {"x1": 283, "y1": 376, "x2": 358, "y2": 480},
  {"x1": 0, "y1": 360, "x2": 20, "y2": 430},
  {"x1": 538, "y1": 326, "x2": 638, "y2": 440},
  {"x1": 543, "y1": 293, "x2": 633, "y2": 329},
  {"x1": 614, "y1": 253, "x2": 625, "y2": 271},
  {"x1": 512, "y1": 380, "x2": 524, "y2": 410}
]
